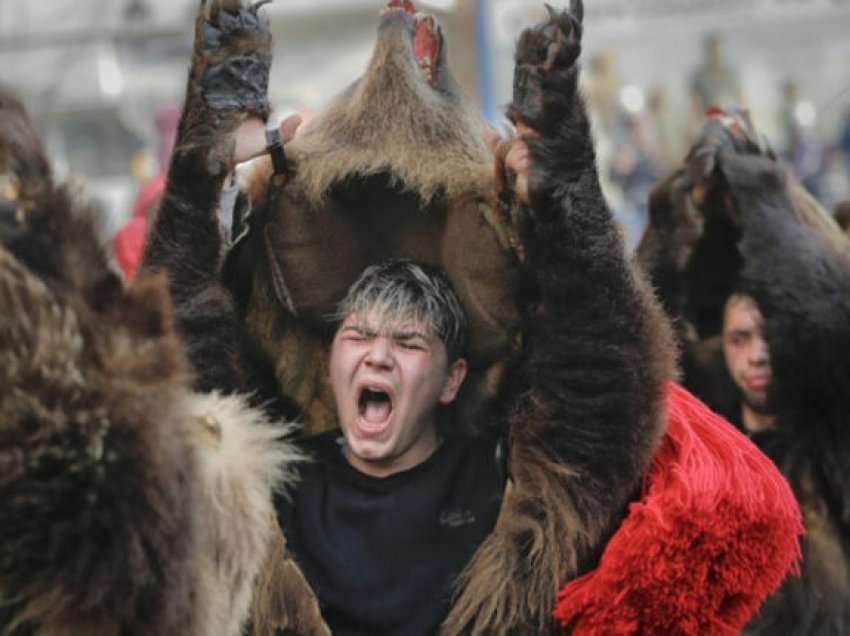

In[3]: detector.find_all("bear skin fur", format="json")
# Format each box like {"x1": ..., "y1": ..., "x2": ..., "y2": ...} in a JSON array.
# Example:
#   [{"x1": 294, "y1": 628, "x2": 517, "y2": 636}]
[
  {"x1": 0, "y1": 2, "x2": 801, "y2": 636},
  {"x1": 0, "y1": 87, "x2": 302, "y2": 635},
  {"x1": 141, "y1": 1, "x2": 677, "y2": 633},
  {"x1": 637, "y1": 113, "x2": 847, "y2": 415},
  {"x1": 139, "y1": 0, "x2": 809, "y2": 633},
  {"x1": 638, "y1": 111, "x2": 850, "y2": 634}
]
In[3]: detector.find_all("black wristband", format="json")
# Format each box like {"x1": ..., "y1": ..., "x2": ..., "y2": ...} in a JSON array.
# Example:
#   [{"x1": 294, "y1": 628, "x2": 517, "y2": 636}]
[{"x1": 265, "y1": 127, "x2": 288, "y2": 175}]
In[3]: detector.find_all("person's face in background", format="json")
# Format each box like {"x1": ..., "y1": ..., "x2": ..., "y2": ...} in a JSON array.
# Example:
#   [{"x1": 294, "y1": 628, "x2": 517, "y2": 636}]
[{"x1": 722, "y1": 293, "x2": 773, "y2": 412}]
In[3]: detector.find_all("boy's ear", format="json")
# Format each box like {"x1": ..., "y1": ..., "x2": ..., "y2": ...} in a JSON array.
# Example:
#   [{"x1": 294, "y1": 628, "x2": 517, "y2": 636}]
[{"x1": 439, "y1": 357, "x2": 468, "y2": 405}]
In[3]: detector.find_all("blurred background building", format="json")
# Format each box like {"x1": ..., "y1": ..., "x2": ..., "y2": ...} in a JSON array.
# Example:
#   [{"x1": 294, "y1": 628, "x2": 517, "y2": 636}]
[{"x1": 1, "y1": 0, "x2": 849, "y2": 245}]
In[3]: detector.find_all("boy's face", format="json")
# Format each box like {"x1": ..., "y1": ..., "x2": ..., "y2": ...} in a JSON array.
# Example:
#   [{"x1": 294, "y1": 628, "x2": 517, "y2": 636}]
[
  {"x1": 722, "y1": 294, "x2": 773, "y2": 411},
  {"x1": 330, "y1": 309, "x2": 467, "y2": 478}
]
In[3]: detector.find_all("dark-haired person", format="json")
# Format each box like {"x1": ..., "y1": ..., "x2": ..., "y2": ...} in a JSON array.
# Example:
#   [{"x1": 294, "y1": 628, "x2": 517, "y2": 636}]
[
  {"x1": 277, "y1": 260, "x2": 505, "y2": 635},
  {"x1": 139, "y1": 1, "x2": 802, "y2": 634},
  {"x1": 720, "y1": 292, "x2": 775, "y2": 435}
]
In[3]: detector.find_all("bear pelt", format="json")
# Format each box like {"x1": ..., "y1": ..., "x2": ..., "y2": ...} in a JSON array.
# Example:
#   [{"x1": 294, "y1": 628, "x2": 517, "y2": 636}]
[
  {"x1": 637, "y1": 110, "x2": 850, "y2": 634},
  {"x1": 229, "y1": 3, "x2": 521, "y2": 433},
  {"x1": 141, "y1": 0, "x2": 678, "y2": 632},
  {"x1": 636, "y1": 111, "x2": 847, "y2": 414},
  {"x1": 0, "y1": 86, "x2": 302, "y2": 636}
]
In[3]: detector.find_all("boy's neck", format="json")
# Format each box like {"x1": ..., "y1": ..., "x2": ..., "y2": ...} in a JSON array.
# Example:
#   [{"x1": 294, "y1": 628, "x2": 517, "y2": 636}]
[{"x1": 344, "y1": 426, "x2": 443, "y2": 479}]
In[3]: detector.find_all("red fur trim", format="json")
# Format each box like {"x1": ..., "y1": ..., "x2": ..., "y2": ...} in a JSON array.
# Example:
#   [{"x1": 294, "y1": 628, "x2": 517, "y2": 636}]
[
  {"x1": 133, "y1": 173, "x2": 167, "y2": 219},
  {"x1": 553, "y1": 382, "x2": 803, "y2": 635}
]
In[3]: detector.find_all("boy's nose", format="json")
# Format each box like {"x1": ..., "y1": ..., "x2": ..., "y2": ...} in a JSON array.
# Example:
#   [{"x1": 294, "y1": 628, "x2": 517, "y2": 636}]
[{"x1": 365, "y1": 337, "x2": 394, "y2": 368}]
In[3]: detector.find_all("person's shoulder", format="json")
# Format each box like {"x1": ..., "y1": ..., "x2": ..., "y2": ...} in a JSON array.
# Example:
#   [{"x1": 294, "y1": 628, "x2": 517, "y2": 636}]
[
  {"x1": 276, "y1": 431, "x2": 343, "y2": 513},
  {"x1": 300, "y1": 430, "x2": 346, "y2": 462},
  {"x1": 441, "y1": 430, "x2": 507, "y2": 483},
  {"x1": 443, "y1": 430, "x2": 502, "y2": 455}
]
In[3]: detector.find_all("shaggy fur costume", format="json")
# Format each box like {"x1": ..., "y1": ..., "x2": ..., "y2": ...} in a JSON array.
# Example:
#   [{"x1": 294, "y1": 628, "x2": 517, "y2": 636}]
[
  {"x1": 636, "y1": 110, "x2": 847, "y2": 414},
  {"x1": 231, "y1": 4, "x2": 517, "y2": 433},
  {"x1": 0, "y1": 87, "x2": 301, "y2": 635},
  {"x1": 724, "y1": 135, "x2": 850, "y2": 635},
  {"x1": 555, "y1": 383, "x2": 801, "y2": 635},
  {"x1": 138, "y1": 2, "x2": 802, "y2": 635},
  {"x1": 639, "y1": 110, "x2": 850, "y2": 633}
]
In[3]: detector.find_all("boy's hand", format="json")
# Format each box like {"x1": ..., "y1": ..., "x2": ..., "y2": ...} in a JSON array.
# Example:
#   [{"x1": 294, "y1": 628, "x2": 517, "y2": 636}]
[
  {"x1": 234, "y1": 113, "x2": 303, "y2": 164},
  {"x1": 484, "y1": 125, "x2": 531, "y2": 205}
]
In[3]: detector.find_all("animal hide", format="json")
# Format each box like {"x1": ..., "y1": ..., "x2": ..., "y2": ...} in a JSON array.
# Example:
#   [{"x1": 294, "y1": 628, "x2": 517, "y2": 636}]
[
  {"x1": 638, "y1": 108, "x2": 850, "y2": 634},
  {"x1": 0, "y1": 87, "x2": 301, "y2": 636},
  {"x1": 134, "y1": 2, "x2": 801, "y2": 635}
]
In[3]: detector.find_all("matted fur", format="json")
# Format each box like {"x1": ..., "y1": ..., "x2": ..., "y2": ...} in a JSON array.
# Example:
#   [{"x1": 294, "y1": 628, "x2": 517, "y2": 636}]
[
  {"x1": 145, "y1": 1, "x2": 676, "y2": 633},
  {"x1": 228, "y1": 3, "x2": 524, "y2": 434},
  {"x1": 233, "y1": 5, "x2": 520, "y2": 392},
  {"x1": 442, "y1": 4, "x2": 676, "y2": 632},
  {"x1": 721, "y1": 149, "x2": 850, "y2": 635},
  {"x1": 136, "y1": 0, "x2": 804, "y2": 633},
  {"x1": 636, "y1": 121, "x2": 847, "y2": 344},
  {"x1": 0, "y1": 77, "x2": 301, "y2": 634},
  {"x1": 0, "y1": 224, "x2": 202, "y2": 634},
  {"x1": 637, "y1": 110, "x2": 850, "y2": 634},
  {"x1": 0, "y1": 259, "x2": 301, "y2": 634},
  {"x1": 242, "y1": 14, "x2": 493, "y2": 207}
]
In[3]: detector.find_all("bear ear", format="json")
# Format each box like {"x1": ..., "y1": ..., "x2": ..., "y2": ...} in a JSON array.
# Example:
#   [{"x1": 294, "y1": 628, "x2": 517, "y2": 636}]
[
  {"x1": 102, "y1": 272, "x2": 187, "y2": 384},
  {"x1": 116, "y1": 272, "x2": 174, "y2": 340}
]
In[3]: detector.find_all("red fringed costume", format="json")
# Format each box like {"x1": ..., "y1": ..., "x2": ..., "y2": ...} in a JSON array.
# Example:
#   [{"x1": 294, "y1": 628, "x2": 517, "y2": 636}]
[{"x1": 555, "y1": 382, "x2": 803, "y2": 634}]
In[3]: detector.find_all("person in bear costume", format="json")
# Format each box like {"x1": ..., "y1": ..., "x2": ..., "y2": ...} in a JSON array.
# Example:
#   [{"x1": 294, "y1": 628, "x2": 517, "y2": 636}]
[
  {"x1": 639, "y1": 108, "x2": 850, "y2": 633},
  {"x1": 0, "y1": 85, "x2": 302, "y2": 634},
  {"x1": 140, "y1": 1, "x2": 803, "y2": 632},
  {"x1": 1, "y1": 1, "x2": 801, "y2": 634}
]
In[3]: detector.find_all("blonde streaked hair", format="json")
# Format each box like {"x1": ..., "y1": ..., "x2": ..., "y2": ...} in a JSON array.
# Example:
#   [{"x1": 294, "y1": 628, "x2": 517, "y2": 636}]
[{"x1": 334, "y1": 259, "x2": 468, "y2": 361}]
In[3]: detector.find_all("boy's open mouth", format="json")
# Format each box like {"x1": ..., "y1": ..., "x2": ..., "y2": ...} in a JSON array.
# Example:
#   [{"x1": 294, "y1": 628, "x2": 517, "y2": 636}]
[{"x1": 358, "y1": 387, "x2": 394, "y2": 425}]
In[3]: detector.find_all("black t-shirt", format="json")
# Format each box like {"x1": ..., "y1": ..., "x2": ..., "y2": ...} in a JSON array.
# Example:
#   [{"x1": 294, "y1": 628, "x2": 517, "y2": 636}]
[{"x1": 276, "y1": 431, "x2": 506, "y2": 636}]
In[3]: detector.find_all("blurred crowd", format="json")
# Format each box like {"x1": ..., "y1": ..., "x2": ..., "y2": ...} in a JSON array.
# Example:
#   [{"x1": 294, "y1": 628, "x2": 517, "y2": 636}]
[{"x1": 583, "y1": 33, "x2": 850, "y2": 249}]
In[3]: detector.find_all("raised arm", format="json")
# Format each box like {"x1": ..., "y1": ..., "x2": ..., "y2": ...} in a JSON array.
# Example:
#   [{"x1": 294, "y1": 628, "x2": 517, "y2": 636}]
[
  {"x1": 444, "y1": 3, "x2": 676, "y2": 633},
  {"x1": 141, "y1": 0, "x2": 277, "y2": 397}
]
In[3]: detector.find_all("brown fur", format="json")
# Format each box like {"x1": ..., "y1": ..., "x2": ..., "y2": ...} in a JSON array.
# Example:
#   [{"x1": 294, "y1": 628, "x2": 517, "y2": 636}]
[
  {"x1": 442, "y1": 5, "x2": 677, "y2": 632},
  {"x1": 0, "y1": 81, "x2": 302, "y2": 635},
  {"x1": 638, "y1": 111, "x2": 850, "y2": 635},
  {"x1": 0, "y1": 88, "x2": 51, "y2": 201},
  {"x1": 636, "y1": 134, "x2": 849, "y2": 412},
  {"x1": 231, "y1": 11, "x2": 524, "y2": 432},
  {"x1": 724, "y1": 151, "x2": 850, "y2": 634},
  {"x1": 444, "y1": 274, "x2": 675, "y2": 635},
  {"x1": 637, "y1": 146, "x2": 848, "y2": 344},
  {"x1": 242, "y1": 12, "x2": 493, "y2": 208},
  {"x1": 251, "y1": 532, "x2": 331, "y2": 636},
  {"x1": 144, "y1": 1, "x2": 675, "y2": 633}
]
